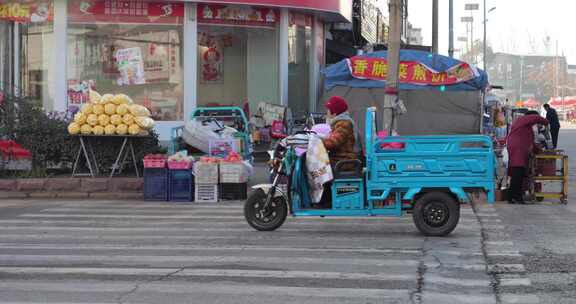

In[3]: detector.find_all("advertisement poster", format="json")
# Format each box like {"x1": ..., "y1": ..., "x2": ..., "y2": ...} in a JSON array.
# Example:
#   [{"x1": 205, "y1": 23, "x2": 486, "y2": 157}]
[
  {"x1": 0, "y1": 1, "x2": 53, "y2": 23},
  {"x1": 115, "y1": 47, "x2": 146, "y2": 86},
  {"x1": 67, "y1": 79, "x2": 96, "y2": 105},
  {"x1": 200, "y1": 37, "x2": 224, "y2": 84},
  {"x1": 68, "y1": 0, "x2": 184, "y2": 25},
  {"x1": 138, "y1": 30, "x2": 181, "y2": 84}
]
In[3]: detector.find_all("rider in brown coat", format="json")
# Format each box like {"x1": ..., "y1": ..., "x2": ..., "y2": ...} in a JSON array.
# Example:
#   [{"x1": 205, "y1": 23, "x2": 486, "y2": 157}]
[{"x1": 322, "y1": 96, "x2": 357, "y2": 167}]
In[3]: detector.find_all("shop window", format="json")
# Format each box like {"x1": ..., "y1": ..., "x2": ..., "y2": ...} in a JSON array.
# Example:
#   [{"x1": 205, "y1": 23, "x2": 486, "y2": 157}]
[
  {"x1": 67, "y1": 0, "x2": 184, "y2": 121},
  {"x1": 0, "y1": 1, "x2": 54, "y2": 109},
  {"x1": 197, "y1": 4, "x2": 279, "y2": 112},
  {"x1": 288, "y1": 13, "x2": 311, "y2": 115}
]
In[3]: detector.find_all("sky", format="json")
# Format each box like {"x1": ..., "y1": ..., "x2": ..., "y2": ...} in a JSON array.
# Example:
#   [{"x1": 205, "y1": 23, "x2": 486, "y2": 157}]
[{"x1": 377, "y1": 0, "x2": 576, "y2": 64}]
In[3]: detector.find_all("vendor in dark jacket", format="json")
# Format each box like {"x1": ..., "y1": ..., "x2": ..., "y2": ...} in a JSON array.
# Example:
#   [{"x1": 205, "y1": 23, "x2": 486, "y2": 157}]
[{"x1": 543, "y1": 104, "x2": 560, "y2": 149}]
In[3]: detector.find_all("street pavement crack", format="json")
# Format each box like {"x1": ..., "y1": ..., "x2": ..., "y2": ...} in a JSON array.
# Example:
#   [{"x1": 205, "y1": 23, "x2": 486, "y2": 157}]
[
  {"x1": 115, "y1": 266, "x2": 190, "y2": 304},
  {"x1": 410, "y1": 247, "x2": 427, "y2": 304}
]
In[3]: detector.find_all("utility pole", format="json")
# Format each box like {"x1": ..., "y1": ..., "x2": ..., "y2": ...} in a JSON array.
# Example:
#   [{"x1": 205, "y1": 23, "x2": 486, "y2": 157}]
[
  {"x1": 449, "y1": 0, "x2": 454, "y2": 57},
  {"x1": 432, "y1": 0, "x2": 439, "y2": 53},
  {"x1": 483, "y1": 0, "x2": 486, "y2": 70},
  {"x1": 384, "y1": 0, "x2": 403, "y2": 135}
]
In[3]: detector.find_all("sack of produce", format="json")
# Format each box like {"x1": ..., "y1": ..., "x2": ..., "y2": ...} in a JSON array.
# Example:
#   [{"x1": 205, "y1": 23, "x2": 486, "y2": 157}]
[
  {"x1": 89, "y1": 90, "x2": 102, "y2": 104},
  {"x1": 110, "y1": 114, "x2": 122, "y2": 125},
  {"x1": 104, "y1": 103, "x2": 116, "y2": 115},
  {"x1": 116, "y1": 104, "x2": 129, "y2": 115},
  {"x1": 98, "y1": 114, "x2": 110, "y2": 126},
  {"x1": 128, "y1": 124, "x2": 140, "y2": 135},
  {"x1": 129, "y1": 104, "x2": 151, "y2": 117},
  {"x1": 80, "y1": 124, "x2": 92, "y2": 135},
  {"x1": 93, "y1": 104, "x2": 104, "y2": 115},
  {"x1": 68, "y1": 122, "x2": 80, "y2": 135},
  {"x1": 74, "y1": 112, "x2": 87, "y2": 124},
  {"x1": 92, "y1": 125, "x2": 104, "y2": 135},
  {"x1": 123, "y1": 113, "x2": 135, "y2": 125},
  {"x1": 116, "y1": 124, "x2": 128, "y2": 135},
  {"x1": 135, "y1": 116, "x2": 155, "y2": 129},
  {"x1": 86, "y1": 114, "x2": 99, "y2": 126},
  {"x1": 112, "y1": 94, "x2": 133, "y2": 105},
  {"x1": 104, "y1": 124, "x2": 116, "y2": 135}
]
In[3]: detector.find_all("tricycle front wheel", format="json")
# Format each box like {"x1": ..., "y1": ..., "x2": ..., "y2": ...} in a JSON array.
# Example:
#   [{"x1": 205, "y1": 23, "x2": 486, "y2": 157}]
[
  {"x1": 244, "y1": 189, "x2": 288, "y2": 231},
  {"x1": 412, "y1": 192, "x2": 460, "y2": 236}
]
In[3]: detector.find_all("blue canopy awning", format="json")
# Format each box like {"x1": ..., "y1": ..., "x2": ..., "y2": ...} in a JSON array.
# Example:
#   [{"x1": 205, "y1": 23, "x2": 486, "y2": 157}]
[{"x1": 324, "y1": 50, "x2": 488, "y2": 91}]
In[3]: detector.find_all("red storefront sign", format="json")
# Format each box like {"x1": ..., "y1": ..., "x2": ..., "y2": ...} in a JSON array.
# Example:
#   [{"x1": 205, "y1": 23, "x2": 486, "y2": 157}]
[
  {"x1": 198, "y1": 4, "x2": 279, "y2": 27},
  {"x1": 0, "y1": 1, "x2": 53, "y2": 23},
  {"x1": 193, "y1": 0, "x2": 352, "y2": 21},
  {"x1": 347, "y1": 56, "x2": 476, "y2": 86},
  {"x1": 68, "y1": 0, "x2": 184, "y2": 24}
]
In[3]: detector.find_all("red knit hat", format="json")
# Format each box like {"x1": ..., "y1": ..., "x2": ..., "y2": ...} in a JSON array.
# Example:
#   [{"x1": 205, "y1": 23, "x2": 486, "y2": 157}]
[{"x1": 325, "y1": 96, "x2": 348, "y2": 115}]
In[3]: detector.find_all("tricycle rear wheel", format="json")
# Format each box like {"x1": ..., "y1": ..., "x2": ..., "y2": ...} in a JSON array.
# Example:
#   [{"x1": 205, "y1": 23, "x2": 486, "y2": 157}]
[
  {"x1": 244, "y1": 189, "x2": 288, "y2": 231},
  {"x1": 413, "y1": 192, "x2": 460, "y2": 236}
]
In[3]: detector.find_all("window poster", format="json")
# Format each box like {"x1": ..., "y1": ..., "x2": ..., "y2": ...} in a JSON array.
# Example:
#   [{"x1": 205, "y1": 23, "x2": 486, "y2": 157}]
[
  {"x1": 115, "y1": 47, "x2": 146, "y2": 86},
  {"x1": 200, "y1": 34, "x2": 224, "y2": 84}
]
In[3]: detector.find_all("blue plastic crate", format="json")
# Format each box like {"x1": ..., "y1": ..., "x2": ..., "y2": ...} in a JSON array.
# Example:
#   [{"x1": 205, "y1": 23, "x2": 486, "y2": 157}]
[
  {"x1": 144, "y1": 168, "x2": 168, "y2": 201},
  {"x1": 169, "y1": 169, "x2": 194, "y2": 202}
]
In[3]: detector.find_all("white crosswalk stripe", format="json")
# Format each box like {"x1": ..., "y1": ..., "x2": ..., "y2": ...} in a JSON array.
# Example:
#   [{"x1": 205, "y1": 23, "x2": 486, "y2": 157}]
[{"x1": 0, "y1": 201, "x2": 525, "y2": 303}]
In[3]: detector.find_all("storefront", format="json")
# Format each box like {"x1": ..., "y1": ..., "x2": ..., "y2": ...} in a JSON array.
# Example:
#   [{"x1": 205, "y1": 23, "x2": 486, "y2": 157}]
[{"x1": 0, "y1": 0, "x2": 351, "y2": 140}]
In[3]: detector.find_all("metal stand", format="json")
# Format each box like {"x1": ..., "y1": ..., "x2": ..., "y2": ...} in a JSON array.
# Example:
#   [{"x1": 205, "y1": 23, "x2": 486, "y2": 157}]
[{"x1": 72, "y1": 136, "x2": 141, "y2": 178}]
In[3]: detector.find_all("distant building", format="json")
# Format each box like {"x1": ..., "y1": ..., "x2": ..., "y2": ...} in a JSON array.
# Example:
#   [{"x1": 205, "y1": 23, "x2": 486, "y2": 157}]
[
  {"x1": 407, "y1": 23, "x2": 423, "y2": 46},
  {"x1": 487, "y1": 53, "x2": 568, "y2": 103}
]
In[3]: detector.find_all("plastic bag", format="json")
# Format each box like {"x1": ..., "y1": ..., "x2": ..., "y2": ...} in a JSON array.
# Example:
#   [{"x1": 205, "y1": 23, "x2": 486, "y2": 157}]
[
  {"x1": 135, "y1": 116, "x2": 155, "y2": 129},
  {"x1": 129, "y1": 104, "x2": 151, "y2": 117},
  {"x1": 306, "y1": 135, "x2": 333, "y2": 203}
]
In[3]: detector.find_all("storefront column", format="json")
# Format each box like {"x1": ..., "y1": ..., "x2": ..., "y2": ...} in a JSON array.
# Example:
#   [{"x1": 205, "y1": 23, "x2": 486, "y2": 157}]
[
  {"x1": 278, "y1": 8, "x2": 289, "y2": 107},
  {"x1": 12, "y1": 23, "x2": 19, "y2": 96},
  {"x1": 53, "y1": 0, "x2": 68, "y2": 111},
  {"x1": 309, "y1": 17, "x2": 319, "y2": 113},
  {"x1": 183, "y1": 2, "x2": 197, "y2": 120}
]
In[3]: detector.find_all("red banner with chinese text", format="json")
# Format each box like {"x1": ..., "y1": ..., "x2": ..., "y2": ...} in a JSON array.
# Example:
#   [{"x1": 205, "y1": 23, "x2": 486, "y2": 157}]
[
  {"x1": 0, "y1": 1, "x2": 53, "y2": 23},
  {"x1": 347, "y1": 56, "x2": 476, "y2": 86},
  {"x1": 68, "y1": 0, "x2": 184, "y2": 25},
  {"x1": 197, "y1": 4, "x2": 279, "y2": 28}
]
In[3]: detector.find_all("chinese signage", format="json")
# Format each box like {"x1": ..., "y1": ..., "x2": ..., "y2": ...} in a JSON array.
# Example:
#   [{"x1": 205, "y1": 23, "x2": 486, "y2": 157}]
[
  {"x1": 195, "y1": 0, "x2": 352, "y2": 22},
  {"x1": 0, "y1": 1, "x2": 53, "y2": 23},
  {"x1": 69, "y1": 0, "x2": 184, "y2": 24},
  {"x1": 68, "y1": 80, "x2": 95, "y2": 105},
  {"x1": 347, "y1": 56, "x2": 476, "y2": 86},
  {"x1": 198, "y1": 4, "x2": 279, "y2": 27},
  {"x1": 115, "y1": 47, "x2": 146, "y2": 86}
]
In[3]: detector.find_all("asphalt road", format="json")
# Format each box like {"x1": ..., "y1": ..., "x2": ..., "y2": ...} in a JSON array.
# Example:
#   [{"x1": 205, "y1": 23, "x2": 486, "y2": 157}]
[
  {"x1": 0, "y1": 198, "x2": 531, "y2": 304},
  {"x1": 0, "y1": 129, "x2": 573, "y2": 303},
  {"x1": 484, "y1": 128, "x2": 576, "y2": 304}
]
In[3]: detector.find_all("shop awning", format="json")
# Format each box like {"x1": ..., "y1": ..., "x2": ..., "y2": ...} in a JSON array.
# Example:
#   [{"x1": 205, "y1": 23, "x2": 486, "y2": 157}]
[{"x1": 324, "y1": 50, "x2": 488, "y2": 91}]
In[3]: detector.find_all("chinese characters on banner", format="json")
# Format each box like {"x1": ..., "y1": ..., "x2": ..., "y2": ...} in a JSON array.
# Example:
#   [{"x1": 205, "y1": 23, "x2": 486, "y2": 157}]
[
  {"x1": 68, "y1": 0, "x2": 184, "y2": 24},
  {"x1": 198, "y1": 4, "x2": 279, "y2": 27},
  {"x1": 199, "y1": 34, "x2": 224, "y2": 84},
  {"x1": 347, "y1": 56, "x2": 476, "y2": 86},
  {"x1": 115, "y1": 47, "x2": 146, "y2": 86},
  {"x1": 0, "y1": 1, "x2": 53, "y2": 23}
]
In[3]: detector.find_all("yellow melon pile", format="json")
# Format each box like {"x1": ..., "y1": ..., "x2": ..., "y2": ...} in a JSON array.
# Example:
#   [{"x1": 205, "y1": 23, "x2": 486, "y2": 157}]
[{"x1": 68, "y1": 91, "x2": 155, "y2": 136}]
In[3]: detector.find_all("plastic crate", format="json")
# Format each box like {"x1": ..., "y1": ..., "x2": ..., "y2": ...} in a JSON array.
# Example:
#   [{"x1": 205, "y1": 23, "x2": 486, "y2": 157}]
[
  {"x1": 194, "y1": 162, "x2": 219, "y2": 184},
  {"x1": 167, "y1": 160, "x2": 193, "y2": 170},
  {"x1": 219, "y1": 162, "x2": 248, "y2": 183},
  {"x1": 168, "y1": 169, "x2": 194, "y2": 202},
  {"x1": 144, "y1": 168, "x2": 168, "y2": 201},
  {"x1": 195, "y1": 184, "x2": 219, "y2": 203},
  {"x1": 220, "y1": 183, "x2": 248, "y2": 200}
]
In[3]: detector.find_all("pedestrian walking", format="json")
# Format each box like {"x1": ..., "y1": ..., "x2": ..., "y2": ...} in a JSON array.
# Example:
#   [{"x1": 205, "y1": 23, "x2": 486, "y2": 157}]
[
  {"x1": 543, "y1": 104, "x2": 560, "y2": 149},
  {"x1": 506, "y1": 110, "x2": 549, "y2": 204}
]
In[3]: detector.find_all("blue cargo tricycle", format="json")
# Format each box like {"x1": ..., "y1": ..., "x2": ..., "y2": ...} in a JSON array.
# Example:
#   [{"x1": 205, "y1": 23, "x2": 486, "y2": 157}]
[{"x1": 244, "y1": 107, "x2": 495, "y2": 236}]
